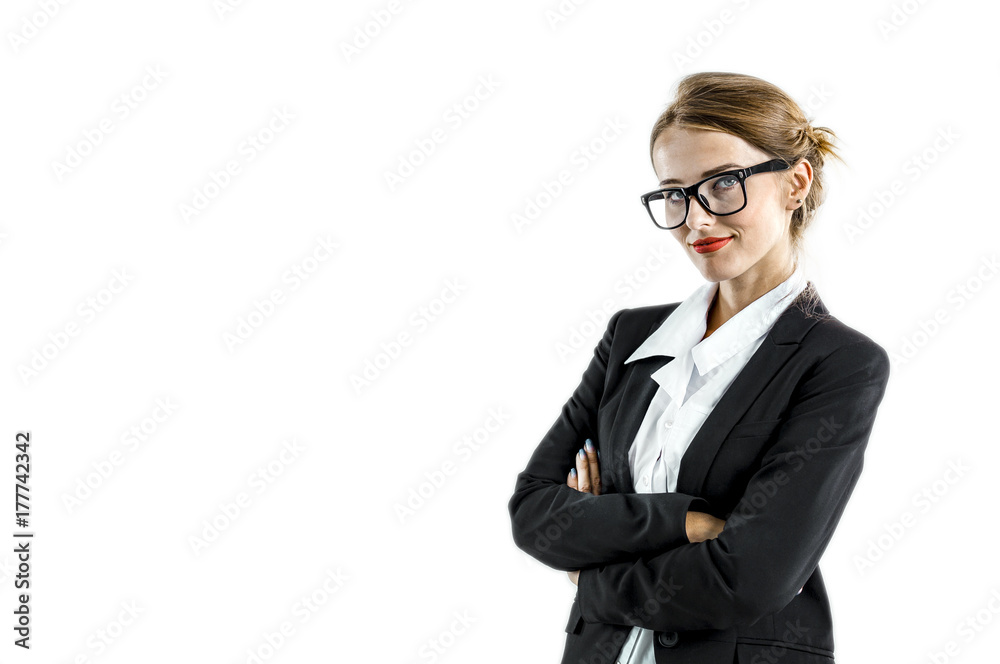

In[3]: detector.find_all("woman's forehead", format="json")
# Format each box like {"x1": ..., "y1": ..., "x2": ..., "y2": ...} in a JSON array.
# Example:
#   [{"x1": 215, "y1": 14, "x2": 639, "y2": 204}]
[{"x1": 652, "y1": 128, "x2": 764, "y2": 180}]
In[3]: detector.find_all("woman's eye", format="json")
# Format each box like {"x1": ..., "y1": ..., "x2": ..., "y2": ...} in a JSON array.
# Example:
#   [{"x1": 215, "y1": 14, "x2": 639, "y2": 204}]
[
  {"x1": 714, "y1": 176, "x2": 738, "y2": 190},
  {"x1": 665, "y1": 190, "x2": 685, "y2": 205}
]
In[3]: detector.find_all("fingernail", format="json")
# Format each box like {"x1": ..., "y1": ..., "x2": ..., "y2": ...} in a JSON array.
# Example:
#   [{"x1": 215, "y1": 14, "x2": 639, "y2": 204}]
[
  {"x1": 584, "y1": 439, "x2": 594, "y2": 453},
  {"x1": 570, "y1": 468, "x2": 577, "y2": 477},
  {"x1": 578, "y1": 449, "x2": 585, "y2": 459}
]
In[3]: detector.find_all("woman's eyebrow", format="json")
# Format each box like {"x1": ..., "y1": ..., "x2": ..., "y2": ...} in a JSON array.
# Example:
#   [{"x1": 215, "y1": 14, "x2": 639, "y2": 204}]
[{"x1": 660, "y1": 162, "x2": 742, "y2": 186}]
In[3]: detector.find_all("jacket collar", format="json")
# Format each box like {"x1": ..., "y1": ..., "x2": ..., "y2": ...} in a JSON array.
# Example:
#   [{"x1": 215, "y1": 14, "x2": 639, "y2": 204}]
[
  {"x1": 605, "y1": 280, "x2": 828, "y2": 496},
  {"x1": 624, "y1": 263, "x2": 809, "y2": 375}
]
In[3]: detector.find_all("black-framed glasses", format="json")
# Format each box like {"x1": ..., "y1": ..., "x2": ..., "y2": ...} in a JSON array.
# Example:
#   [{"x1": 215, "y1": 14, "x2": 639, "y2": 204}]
[{"x1": 640, "y1": 158, "x2": 791, "y2": 230}]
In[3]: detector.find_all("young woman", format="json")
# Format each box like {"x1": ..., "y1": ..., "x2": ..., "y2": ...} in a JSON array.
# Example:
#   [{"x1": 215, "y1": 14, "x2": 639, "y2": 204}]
[{"x1": 508, "y1": 72, "x2": 891, "y2": 664}]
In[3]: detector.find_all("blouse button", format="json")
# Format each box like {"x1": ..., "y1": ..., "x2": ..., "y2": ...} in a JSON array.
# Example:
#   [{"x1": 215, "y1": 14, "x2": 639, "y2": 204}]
[
  {"x1": 643, "y1": 475, "x2": 650, "y2": 486},
  {"x1": 663, "y1": 419, "x2": 674, "y2": 429}
]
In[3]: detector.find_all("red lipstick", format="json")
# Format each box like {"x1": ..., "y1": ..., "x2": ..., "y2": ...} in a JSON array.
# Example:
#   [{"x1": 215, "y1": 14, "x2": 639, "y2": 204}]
[{"x1": 692, "y1": 236, "x2": 732, "y2": 254}]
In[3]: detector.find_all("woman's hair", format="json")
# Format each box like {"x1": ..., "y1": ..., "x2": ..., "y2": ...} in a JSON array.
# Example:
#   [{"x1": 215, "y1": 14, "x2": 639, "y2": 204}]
[
  {"x1": 649, "y1": 71, "x2": 841, "y2": 318},
  {"x1": 649, "y1": 72, "x2": 843, "y2": 250}
]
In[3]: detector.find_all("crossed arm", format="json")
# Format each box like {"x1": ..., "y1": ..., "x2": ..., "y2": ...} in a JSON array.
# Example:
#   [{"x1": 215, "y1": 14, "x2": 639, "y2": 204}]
[
  {"x1": 508, "y1": 309, "x2": 891, "y2": 632},
  {"x1": 507, "y1": 310, "x2": 723, "y2": 573},
  {"x1": 563, "y1": 439, "x2": 725, "y2": 587}
]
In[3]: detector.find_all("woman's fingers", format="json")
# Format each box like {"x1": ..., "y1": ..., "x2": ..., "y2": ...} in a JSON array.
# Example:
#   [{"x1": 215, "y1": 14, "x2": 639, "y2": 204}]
[
  {"x1": 575, "y1": 448, "x2": 591, "y2": 493},
  {"x1": 584, "y1": 438, "x2": 601, "y2": 495},
  {"x1": 568, "y1": 439, "x2": 602, "y2": 495}
]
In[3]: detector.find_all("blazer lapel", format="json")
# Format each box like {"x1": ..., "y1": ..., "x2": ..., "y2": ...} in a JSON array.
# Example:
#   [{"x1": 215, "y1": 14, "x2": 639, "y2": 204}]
[
  {"x1": 606, "y1": 354, "x2": 675, "y2": 494},
  {"x1": 608, "y1": 282, "x2": 828, "y2": 498}
]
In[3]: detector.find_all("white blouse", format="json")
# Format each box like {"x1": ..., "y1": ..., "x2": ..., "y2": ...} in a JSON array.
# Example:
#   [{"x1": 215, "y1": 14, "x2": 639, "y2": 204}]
[{"x1": 614, "y1": 264, "x2": 808, "y2": 664}]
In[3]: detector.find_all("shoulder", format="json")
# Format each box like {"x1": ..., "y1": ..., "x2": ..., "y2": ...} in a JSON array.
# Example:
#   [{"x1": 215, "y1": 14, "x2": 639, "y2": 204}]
[
  {"x1": 613, "y1": 302, "x2": 681, "y2": 332},
  {"x1": 602, "y1": 303, "x2": 681, "y2": 361},
  {"x1": 792, "y1": 305, "x2": 891, "y2": 382}
]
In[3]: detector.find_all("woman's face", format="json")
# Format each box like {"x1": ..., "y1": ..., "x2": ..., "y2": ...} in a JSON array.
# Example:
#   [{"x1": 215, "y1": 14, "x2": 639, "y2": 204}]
[{"x1": 651, "y1": 126, "x2": 804, "y2": 288}]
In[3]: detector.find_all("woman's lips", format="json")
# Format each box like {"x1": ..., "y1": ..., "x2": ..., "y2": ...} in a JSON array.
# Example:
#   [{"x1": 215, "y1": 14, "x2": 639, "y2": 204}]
[{"x1": 692, "y1": 237, "x2": 732, "y2": 254}]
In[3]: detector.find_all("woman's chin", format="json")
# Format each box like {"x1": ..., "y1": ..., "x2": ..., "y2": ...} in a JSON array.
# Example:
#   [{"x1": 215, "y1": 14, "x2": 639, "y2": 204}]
[{"x1": 693, "y1": 261, "x2": 737, "y2": 283}]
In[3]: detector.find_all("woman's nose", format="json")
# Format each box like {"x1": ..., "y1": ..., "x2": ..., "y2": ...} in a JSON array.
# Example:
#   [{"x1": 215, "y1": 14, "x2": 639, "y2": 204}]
[{"x1": 686, "y1": 196, "x2": 716, "y2": 228}]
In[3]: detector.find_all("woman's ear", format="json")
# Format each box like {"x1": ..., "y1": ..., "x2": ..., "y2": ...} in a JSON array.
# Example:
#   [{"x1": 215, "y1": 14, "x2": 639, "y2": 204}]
[{"x1": 787, "y1": 159, "x2": 814, "y2": 207}]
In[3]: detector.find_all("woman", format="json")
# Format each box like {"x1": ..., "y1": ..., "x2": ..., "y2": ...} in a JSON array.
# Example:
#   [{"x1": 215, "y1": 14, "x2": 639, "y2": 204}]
[{"x1": 508, "y1": 72, "x2": 891, "y2": 664}]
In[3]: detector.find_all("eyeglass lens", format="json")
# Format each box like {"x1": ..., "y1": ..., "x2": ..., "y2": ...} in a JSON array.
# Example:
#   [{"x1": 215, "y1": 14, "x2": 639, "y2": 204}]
[{"x1": 647, "y1": 173, "x2": 744, "y2": 228}]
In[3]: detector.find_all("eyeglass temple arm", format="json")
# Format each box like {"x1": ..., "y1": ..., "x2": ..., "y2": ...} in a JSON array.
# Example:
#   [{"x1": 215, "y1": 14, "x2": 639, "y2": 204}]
[{"x1": 746, "y1": 158, "x2": 792, "y2": 176}]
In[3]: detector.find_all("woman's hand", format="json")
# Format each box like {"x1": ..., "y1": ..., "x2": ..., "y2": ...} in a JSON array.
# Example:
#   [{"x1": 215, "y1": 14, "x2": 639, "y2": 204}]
[
  {"x1": 566, "y1": 438, "x2": 601, "y2": 495},
  {"x1": 562, "y1": 444, "x2": 728, "y2": 581},
  {"x1": 685, "y1": 511, "x2": 726, "y2": 543}
]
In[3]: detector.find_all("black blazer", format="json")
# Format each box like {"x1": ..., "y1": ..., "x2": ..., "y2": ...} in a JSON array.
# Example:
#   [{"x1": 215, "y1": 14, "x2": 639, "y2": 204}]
[{"x1": 508, "y1": 282, "x2": 891, "y2": 664}]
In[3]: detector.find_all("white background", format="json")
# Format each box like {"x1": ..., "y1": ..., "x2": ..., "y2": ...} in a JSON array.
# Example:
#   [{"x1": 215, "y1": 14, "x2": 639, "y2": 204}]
[{"x1": 1, "y1": 0, "x2": 998, "y2": 662}]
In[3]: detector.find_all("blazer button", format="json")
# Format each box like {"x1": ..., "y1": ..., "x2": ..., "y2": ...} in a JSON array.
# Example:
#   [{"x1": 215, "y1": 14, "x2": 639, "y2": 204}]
[{"x1": 657, "y1": 631, "x2": 679, "y2": 647}]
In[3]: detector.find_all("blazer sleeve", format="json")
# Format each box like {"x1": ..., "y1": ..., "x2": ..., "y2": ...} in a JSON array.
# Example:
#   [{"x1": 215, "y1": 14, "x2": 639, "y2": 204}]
[
  {"x1": 508, "y1": 308, "x2": 712, "y2": 572},
  {"x1": 576, "y1": 338, "x2": 891, "y2": 631}
]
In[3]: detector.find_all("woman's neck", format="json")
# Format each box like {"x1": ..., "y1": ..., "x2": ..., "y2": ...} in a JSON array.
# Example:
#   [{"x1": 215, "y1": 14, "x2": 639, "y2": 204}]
[{"x1": 702, "y1": 260, "x2": 796, "y2": 341}]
